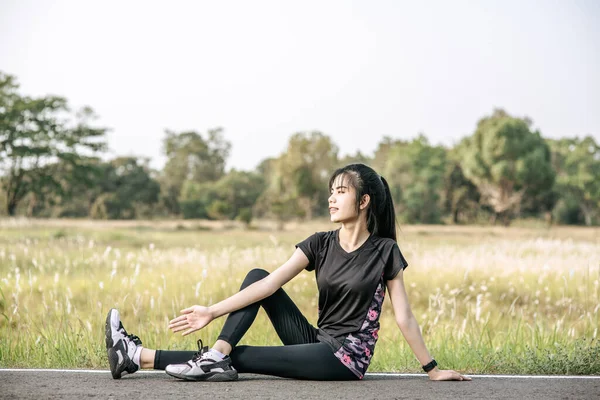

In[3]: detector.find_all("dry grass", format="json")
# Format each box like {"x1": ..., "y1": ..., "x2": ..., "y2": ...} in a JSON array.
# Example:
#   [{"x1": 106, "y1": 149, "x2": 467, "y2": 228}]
[{"x1": 0, "y1": 219, "x2": 599, "y2": 374}]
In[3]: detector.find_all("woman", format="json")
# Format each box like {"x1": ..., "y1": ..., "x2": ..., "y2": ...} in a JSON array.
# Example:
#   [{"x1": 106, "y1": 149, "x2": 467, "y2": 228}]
[{"x1": 105, "y1": 164, "x2": 470, "y2": 382}]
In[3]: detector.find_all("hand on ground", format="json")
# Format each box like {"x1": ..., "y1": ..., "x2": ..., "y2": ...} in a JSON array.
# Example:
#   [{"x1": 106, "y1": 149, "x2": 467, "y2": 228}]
[
  {"x1": 428, "y1": 368, "x2": 472, "y2": 381},
  {"x1": 168, "y1": 305, "x2": 214, "y2": 336}
]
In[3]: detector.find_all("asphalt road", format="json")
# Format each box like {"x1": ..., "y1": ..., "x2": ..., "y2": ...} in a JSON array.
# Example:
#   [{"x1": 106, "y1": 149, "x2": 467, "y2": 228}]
[{"x1": 1, "y1": 370, "x2": 599, "y2": 399}]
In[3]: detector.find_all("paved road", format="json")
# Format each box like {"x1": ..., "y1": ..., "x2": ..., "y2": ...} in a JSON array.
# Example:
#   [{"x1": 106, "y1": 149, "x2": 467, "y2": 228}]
[{"x1": 1, "y1": 370, "x2": 599, "y2": 399}]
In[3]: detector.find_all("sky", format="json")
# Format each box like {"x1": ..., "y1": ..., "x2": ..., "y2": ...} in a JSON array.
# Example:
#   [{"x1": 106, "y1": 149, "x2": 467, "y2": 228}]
[{"x1": 1, "y1": 0, "x2": 599, "y2": 171}]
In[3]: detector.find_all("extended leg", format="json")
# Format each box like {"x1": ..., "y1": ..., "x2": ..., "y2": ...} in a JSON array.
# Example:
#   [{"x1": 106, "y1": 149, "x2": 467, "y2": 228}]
[{"x1": 231, "y1": 342, "x2": 358, "y2": 381}]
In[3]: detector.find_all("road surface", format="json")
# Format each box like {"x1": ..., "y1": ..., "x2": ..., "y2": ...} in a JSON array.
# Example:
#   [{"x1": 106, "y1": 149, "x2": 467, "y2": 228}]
[{"x1": 1, "y1": 370, "x2": 599, "y2": 399}]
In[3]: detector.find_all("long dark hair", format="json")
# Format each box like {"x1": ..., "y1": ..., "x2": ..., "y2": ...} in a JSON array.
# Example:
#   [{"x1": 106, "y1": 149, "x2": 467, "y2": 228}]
[{"x1": 328, "y1": 164, "x2": 397, "y2": 242}]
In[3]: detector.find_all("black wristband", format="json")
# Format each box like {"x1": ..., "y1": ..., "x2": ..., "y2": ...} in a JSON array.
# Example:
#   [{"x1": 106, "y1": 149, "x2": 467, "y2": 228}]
[{"x1": 422, "y1": 359, "x2": 437, "y2": 372}]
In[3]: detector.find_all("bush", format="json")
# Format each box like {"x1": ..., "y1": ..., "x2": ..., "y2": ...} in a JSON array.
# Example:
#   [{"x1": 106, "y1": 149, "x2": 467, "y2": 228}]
[
  {"x1": 179, "y1": 200, "x2": 208, "y2": 219},
  {"x1": 236, "y1": 207, "x2": 253, "y2": 227},
  {"x1": 553, "y1": 198, "x2": 585, "y2": 225}
]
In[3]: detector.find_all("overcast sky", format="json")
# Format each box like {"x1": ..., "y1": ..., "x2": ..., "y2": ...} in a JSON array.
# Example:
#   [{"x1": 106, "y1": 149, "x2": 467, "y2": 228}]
[{"x1": 1, "y1": 0, "x2": 599, "y2": 171}]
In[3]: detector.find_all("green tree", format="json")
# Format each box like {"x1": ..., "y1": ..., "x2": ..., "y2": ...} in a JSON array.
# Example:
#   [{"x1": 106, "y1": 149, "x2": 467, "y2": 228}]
[
  {"x1": 179, "y1": 170, "x2": 264, "y2": 223},
  {"x1": 258, "y1": 132, "x2": 338, "y2": 225},
  {"x1": 215, "y1": 170, "x2": 265, "y2": 222},
  {"x1": 286, "y1": 131, "x2": 339, "y2": 218},
  {"x1": 0, "y1": 72, "x2": 107, "y2": 215},
  {"x1": 373, "y1": 137, "x2": 408, "y2": 209},
  {"x1": 21, "y1": 157, "x2": 105, "y2": 217},
  {"x1": 179, "y1": 180, "x2": 217, "y2": 219},
  {"x1": 376, "y1": 135, "x2": 446, "y2": 223},
  {"x1": 90, "y1": 157, "x2": 160, "y2": 219},
  {"x1": 160, "y1": 128, "x2": 231, "y2": 214},
  {"x1": 547, "y1": 136, "x2": 600, "y2": 226},
  {"x1": 443, "y1": 144, "x2": 480, "y2": 224},
  {"x1": 253, "y1": 157, "x2": 285, "y2": 220},
  {"x1": 460, "y1": 109, "x2": 555, "y2": 225}
]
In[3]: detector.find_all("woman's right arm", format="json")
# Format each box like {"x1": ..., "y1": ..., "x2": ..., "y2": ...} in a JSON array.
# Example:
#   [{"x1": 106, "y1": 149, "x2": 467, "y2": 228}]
[{"x1": 168, "y1": 247, "x2": 309, "y2": 336}]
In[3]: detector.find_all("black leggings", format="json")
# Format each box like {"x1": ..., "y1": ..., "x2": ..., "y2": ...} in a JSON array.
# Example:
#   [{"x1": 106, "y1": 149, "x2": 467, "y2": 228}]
[{"x1": 154, "y1": 268, "x2": 358, "y2": 381}]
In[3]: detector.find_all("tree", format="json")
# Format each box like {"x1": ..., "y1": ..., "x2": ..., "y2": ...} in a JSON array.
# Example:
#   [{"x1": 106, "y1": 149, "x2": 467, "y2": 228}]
[
  {"x1": 213, "y1": 170, "x2": 265, "y2": 223},
  {"x1": 179, "y1": 170, "x2": 264, "y2": 223},
  {"x1": 21, "y1": 157, "x2": 105, "y2": 217},
  {"x1": 547, "y1": 136, "x2": 600, "y2": 226},
  {"x1": 0, "y1": 72, "x2": 107, "y2": 215},
  {"x1": 179, "y1": 180, "x2": 218, "y2": 219},
  {"x1": 373, "y1": 137, "x2": 408, "y2": 209},
  {"x1": 375, "y1": 135, "x2": 447, "y2": 223},
  {"x1": 90, "y1": 157, "x2": 160, "y2": 219},
  {"x1": 160, "y1": 128, "x2": 231, "y2": 214},
  {"x1": 460, "y1": 109, "x2": 555, "y2": 225},
  {"x1": 443, "y1": 144, "x2": 480, "y2": 224},
  {"x1": 371, "y1": 136, "x2": 399, "y2": 176},
  {"x1": 258, "y1": 132, "x2": 338, "y2": 224}
]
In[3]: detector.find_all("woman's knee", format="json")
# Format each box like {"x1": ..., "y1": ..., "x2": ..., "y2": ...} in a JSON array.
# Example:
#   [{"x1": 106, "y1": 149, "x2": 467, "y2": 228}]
[{"x1": 241, "y1": 268, "x2": 269, "y2": 288}]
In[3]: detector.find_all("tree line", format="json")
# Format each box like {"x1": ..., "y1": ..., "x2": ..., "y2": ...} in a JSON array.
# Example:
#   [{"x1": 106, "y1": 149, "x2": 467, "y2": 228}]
[{"x1": 1, "y1": 71, "x2": 599, "y2": 226}]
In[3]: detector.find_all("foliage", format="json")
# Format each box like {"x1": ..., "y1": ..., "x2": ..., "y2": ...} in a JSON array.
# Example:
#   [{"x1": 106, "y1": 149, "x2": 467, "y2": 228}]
[
  {"x1": 180, "y1": 170, "x2": 264, "y2": 223},
  {"x1": 0, "y1": 72, "x2": 107, "y2": 215},
  {"x1": 159, "y1": 128, "x2": 231, "y2": 215},
  {"x1": 89, "y1": 157, "x2": 160, "y2": 219},
  {"x1": 15, "y1": 157, "x2": 102, "y2": 217},
  {"x1": 547, "y1": 136, "x2": 600, "y2": 226},
  {"x1": 24, "y1": 157, "x2": 160, "y2": 219},
  {"x1": 1, "y1": 69, "x2": 598, "y2": 227},
  {"x1": 377, "y1": 135, "x2": 447, "y2": 223},
  {"x1": 443, "y1": 146, "x2": 480, "y2": 224},
  {"x1": 460, "y1": 109, "x2": 555, "y2": 225},
  {"x1": 257, "y1": 131, "x2": 339, "y2": 225}
]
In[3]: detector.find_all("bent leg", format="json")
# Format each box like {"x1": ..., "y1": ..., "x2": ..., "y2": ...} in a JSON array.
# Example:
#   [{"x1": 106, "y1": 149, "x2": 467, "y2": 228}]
[
  {"x1": 153, "y1": 268, "x2": 319, "y2": 371},
  {"x1": 217, "y1": 268, "x2": 318, "y2": 347},
  {"x1": 231, "y1": 342, "x2": 358, "y2": 381}
]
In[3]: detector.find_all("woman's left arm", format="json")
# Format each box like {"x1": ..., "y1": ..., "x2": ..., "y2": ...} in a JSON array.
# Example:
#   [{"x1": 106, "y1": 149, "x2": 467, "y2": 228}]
[{"x1": 387, "y1": 269, "x2": 471, "y2": 381}]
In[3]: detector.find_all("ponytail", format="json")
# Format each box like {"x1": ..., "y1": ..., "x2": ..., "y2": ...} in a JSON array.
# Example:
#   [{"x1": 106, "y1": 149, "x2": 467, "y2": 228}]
[{"x1": 378, "y1": 176, "x2": 397, "y2": 242}]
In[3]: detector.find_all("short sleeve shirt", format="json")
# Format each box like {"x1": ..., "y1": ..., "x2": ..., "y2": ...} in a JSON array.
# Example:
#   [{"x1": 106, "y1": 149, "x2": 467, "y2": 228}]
[{"x1": 296, "y1": 229, "x2": 408, "y2": 378}]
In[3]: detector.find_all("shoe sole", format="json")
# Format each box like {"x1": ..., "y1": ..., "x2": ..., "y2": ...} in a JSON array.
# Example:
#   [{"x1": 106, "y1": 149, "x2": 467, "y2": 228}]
[
  {"x1": 105, "y1": 310, "x2": 114, "y2": 349},
  {"x1": 105, "y1": 309, "x2": 122, "y2": 379},
  {"x1": 107, "y1": 347, "x2": 123, "y2": 379},
  {"x1": 166, "y1": 369, "x2": 238, "y2": 382}
]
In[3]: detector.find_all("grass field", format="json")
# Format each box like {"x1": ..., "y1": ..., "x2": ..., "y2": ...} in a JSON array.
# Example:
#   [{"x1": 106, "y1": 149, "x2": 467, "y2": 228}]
[{"x1": 1, "y1": 218, "x2": 599, "y2": 374}]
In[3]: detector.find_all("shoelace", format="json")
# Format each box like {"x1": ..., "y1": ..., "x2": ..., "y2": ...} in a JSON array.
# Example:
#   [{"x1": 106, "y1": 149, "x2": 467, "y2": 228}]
[
  {"x1": 191, "y1": 339, "x2": 209, "y2": 363},
  {"x1": 126, "y1": 334, "x2": 142, "y2": 346}
]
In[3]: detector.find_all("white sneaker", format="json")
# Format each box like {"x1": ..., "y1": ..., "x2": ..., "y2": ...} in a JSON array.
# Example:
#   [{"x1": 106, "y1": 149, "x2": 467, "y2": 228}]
[
  {"x1": 165, "y1": 340, "x2": 238, "y2": 381},
  {"x1": 105, "y1": 308, "x2": 142, "y2": 379}
]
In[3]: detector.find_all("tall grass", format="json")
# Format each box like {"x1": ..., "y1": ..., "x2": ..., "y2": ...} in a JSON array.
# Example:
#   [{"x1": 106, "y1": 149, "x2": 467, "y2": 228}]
[{"x1": 0, "y1": 220, "x2": 598, "y2": 374}]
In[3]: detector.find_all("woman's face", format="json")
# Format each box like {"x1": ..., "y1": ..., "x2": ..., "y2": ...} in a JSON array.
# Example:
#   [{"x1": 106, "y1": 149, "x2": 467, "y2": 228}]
[{"x1": 328, "y1": 174, "x2": 359, "y2": 223}]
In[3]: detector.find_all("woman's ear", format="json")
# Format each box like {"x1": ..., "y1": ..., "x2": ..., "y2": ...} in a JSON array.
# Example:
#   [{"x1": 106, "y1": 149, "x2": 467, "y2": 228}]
[{"x1": 359, "y1": 194, "x2": 370, "y2": 210}]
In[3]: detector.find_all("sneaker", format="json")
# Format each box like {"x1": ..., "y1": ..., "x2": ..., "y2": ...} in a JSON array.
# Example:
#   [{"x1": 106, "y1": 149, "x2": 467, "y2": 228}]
[
  {"x1": 105, "y1": 308, "x2": 142, "y2": 379},
  {"x1": 165, "y1": 339, "x2": 238, "y2": 382}
]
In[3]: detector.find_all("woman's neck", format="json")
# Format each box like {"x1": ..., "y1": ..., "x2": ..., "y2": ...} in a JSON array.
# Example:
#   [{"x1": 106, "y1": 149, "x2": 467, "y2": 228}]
[{"x1": 338, "y1": 220, "x2": 371, "y2": 253}]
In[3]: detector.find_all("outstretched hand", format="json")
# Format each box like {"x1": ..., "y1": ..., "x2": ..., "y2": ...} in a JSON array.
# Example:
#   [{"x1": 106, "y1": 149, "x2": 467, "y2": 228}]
[
  {"x1": 428, "y1": 368, "x2": 471, "y2": 381},
  {"x1": 168, "y1": 305, "x2": 214, "y2": 336}
]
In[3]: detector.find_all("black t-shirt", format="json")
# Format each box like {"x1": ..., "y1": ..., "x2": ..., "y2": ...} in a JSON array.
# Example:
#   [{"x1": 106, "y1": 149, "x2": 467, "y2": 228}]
[{"x1": 296, "y1": 229, "x2": 408, "y2": 353}]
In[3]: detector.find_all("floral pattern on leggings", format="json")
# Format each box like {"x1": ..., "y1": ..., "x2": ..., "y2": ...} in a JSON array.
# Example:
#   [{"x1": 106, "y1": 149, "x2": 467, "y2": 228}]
[{"x1": 334, "y1": 278, "x2": 385, "y2": 379}]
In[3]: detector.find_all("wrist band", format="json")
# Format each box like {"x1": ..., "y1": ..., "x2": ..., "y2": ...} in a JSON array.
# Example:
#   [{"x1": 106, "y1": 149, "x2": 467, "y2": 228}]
[{"x1": 422, "y1": 359, "x2": 437, "y2": 372}]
